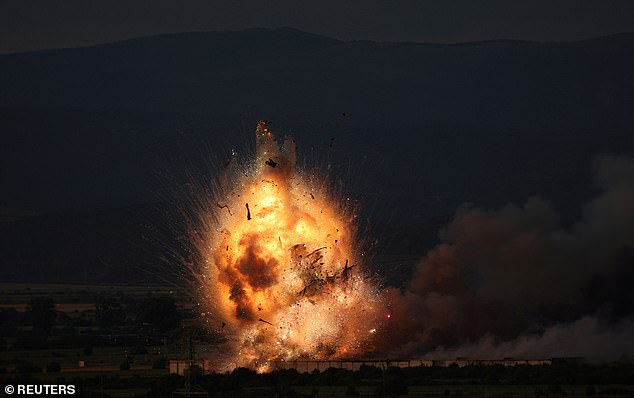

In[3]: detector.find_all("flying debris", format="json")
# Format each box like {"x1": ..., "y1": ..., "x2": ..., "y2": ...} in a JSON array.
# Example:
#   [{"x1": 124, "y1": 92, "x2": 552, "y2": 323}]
[
  {"x1": 197, "y1": 122, "x2": 386, "y2": 371},
  {"x1": 216, "y1": 203, "x2": 232, "y2": 215},
  {"x1": 342, "y1": 259, "x2": 356, "y2": 282}
]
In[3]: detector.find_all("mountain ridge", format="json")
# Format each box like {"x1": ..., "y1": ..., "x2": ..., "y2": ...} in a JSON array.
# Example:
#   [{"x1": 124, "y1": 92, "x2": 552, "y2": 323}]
[
  {"x1": 1, "y1": 25, "x2": 632, "y2": 225},
  {"x1": 2, "y1": 27, "x2": 634, "y2": 57}
]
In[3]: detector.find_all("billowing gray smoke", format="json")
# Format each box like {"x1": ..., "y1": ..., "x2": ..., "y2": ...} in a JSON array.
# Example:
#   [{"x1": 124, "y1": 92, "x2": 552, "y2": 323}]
[
  {"x1": 379, "y1": 155, "x2": 634, "y2": 362},
  {"x1": 426, "y1": 316, "x2": 634, "y2": 363}
]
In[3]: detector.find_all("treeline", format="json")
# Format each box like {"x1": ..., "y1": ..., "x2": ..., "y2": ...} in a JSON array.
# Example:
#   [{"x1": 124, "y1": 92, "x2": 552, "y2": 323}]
[
  {"x1": 0, "y1": 295, "x2": 182, "y2": 351},
  {"x1": 2, "y1": 362, "x2": 634, "y2": 398}
]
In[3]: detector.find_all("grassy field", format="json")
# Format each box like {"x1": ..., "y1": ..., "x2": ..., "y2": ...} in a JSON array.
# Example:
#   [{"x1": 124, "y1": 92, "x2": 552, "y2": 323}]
[
  {"x1": 292, "y1": 384, "x2": 634, "y2": 397},
  {"x1": 0, "y1": 346, "x2": 168, "y2": 372},
  {"x1": 2, "y1": 283, "x2": 632, "y2": 397},
  {"x1": 0, "y1": 282, "x2": 177, "y2": 304}
]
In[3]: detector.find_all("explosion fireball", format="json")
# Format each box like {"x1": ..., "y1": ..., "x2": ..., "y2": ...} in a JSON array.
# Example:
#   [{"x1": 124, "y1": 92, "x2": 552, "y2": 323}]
[{"x1": 197, "y1": 122, "x2": 386, "y2": 371}]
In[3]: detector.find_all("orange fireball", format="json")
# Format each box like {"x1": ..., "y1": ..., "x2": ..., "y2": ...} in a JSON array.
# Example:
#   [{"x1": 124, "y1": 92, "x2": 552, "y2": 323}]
[{"x1": 199, "y1": 122, "x2": 385, "y2": 371}]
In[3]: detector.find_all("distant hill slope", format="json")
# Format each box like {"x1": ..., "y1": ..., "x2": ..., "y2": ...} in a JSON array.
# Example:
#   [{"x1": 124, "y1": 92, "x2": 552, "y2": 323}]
[
  {"x1": 0, "y1": 203, "x2": 436, "y2": 284},
  {"x1": 2, "y1": 28, "x2": 632, "y2": 127},
  {"x1": 0, "y1": 204, "x2": 180, "y2": 284},
  {"x1": 1, "y1": 28, "x2": 633, "y2": 222}
]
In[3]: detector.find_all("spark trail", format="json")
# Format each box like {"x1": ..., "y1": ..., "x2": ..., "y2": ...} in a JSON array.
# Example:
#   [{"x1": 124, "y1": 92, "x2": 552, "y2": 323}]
[{"x1": 196, "y1": 122, "x2": 386, "y2": 371}]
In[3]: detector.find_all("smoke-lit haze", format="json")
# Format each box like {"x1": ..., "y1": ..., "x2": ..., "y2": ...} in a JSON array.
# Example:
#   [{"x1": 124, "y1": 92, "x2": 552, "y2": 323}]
[{"x1": 379, "y1": 155, "x2": 634, "y2": 361}]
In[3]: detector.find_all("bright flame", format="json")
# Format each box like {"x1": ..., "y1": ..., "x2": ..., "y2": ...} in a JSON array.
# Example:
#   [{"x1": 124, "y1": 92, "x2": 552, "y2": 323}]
[{"x1": 197, "y1": 122, "x2": 385, "y2": 371}]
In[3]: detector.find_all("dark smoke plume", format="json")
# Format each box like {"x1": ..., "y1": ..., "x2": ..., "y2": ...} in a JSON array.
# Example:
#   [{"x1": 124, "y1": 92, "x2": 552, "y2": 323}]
[{"x1": 379, "y1": 155, "x2": 634, "y2": 362}]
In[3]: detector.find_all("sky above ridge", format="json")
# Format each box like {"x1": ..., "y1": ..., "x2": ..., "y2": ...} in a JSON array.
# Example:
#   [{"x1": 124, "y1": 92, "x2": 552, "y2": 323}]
[{"x1": 2, "y1": 0, "x2": 634, "y2": 53}]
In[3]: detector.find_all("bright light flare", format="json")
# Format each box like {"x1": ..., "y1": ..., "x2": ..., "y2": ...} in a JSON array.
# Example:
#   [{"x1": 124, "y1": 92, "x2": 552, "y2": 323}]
[{"x1": 197, "y1": 122, "x2": 386, "y2": 371}]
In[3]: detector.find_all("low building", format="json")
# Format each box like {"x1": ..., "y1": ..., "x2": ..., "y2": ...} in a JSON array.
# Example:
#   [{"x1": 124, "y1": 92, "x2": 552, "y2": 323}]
[{"x1": 169, "y1": 359, "x2": 212, "y2": 375}]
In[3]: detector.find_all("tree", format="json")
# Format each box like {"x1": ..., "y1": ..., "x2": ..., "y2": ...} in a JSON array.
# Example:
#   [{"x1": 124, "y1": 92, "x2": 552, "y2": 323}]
[
  {"x1": 95, "y1": 298, "x2": 125, "y2": 330},
  {"x1": 137, "y1": 296, "x2": 181, "y2": 332},
  {"x1": 0, "y1": 307, "x2": 19, "y2": 327},
  {"x1": 152, "y1": 356, "x2": 167, "y2": 369},
  {"x1": 26, "y1": 297, "x2": 56, "y2": 335},
  {"x1": 46, "y1": 361, "x2": 61, "y2": 373},
  {"x1": 346, "y1": 383, "x2": 360, "y2": 396}
]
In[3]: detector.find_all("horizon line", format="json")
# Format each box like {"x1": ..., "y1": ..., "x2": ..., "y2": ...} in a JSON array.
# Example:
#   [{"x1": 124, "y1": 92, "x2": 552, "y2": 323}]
[{"x1": 2, "y1": 26, "x2": 633, "y2": 56}]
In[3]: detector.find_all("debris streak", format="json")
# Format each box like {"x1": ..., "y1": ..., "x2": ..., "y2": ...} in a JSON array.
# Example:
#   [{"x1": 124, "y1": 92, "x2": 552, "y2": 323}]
[{"x1": 197, "y1": 122, "x2": 386, "y2": 371}]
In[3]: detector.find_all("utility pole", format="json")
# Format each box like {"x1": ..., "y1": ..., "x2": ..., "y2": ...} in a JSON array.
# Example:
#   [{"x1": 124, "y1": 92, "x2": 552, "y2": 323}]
[
  {"x1": 185, "y1": 336, "x2": 193, "y2": 397},
  {"x1": 172, "y1": 329, "x2": 207, "y2": 398}
]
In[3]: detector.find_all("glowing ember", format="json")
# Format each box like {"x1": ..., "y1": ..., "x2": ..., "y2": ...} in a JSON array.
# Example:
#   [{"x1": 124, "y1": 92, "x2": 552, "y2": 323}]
[{"x1": 197, "y1": 122, "x2": 386, "y2": 371}]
